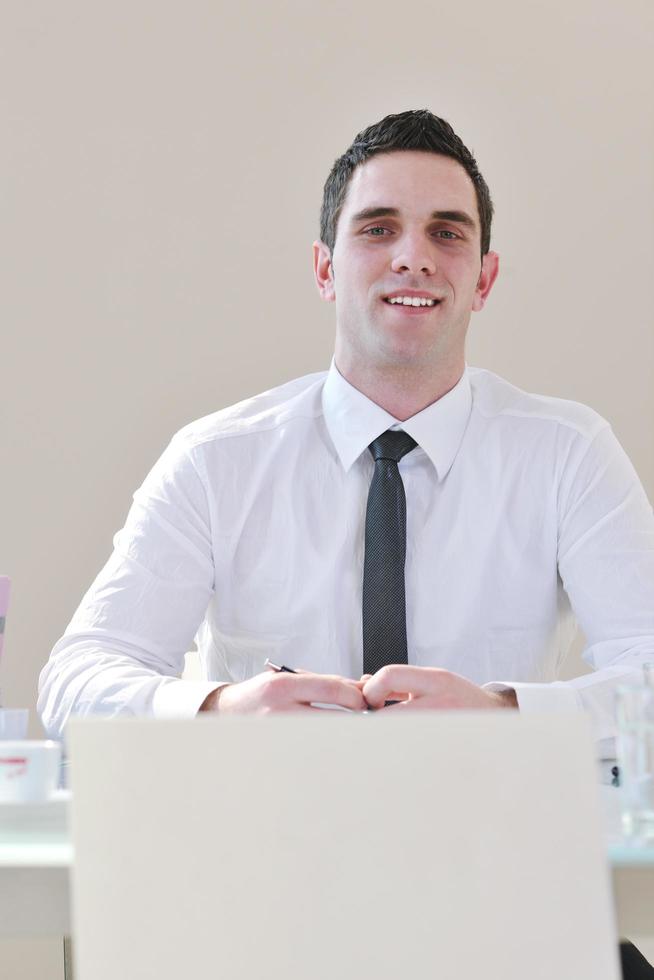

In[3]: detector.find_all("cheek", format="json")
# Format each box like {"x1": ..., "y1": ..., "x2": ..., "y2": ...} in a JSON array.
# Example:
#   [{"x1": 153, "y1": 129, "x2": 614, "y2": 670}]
[
  {"x1": 336, "y1": 272, "x2": 374, "y2": 308},
  {"x1": 448, "y1": 260, "x2": 482, "y2": 297},
  {"x1": 332, "y1": 248, "x2": 386, "y2": 312}
]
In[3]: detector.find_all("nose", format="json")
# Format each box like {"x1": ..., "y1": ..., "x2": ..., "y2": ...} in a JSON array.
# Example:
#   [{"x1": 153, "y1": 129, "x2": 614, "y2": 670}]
[{"x1": 390, "y1": 231, "x2": 437, "y2": 276}]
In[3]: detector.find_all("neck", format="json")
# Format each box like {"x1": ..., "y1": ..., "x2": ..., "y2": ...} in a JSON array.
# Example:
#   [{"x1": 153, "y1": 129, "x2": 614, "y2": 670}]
[{"x1": 334, "y1": 354, "x2": 465, "y2": 421}]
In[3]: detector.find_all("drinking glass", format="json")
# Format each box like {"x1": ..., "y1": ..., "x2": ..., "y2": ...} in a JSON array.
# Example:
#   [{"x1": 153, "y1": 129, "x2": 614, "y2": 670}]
[
  {"x1": 616, "y1": 667, "x2": 654, "y2": 843},
  {"x1": 0, "y1": 708, "x2": 29, "y2": 740}
]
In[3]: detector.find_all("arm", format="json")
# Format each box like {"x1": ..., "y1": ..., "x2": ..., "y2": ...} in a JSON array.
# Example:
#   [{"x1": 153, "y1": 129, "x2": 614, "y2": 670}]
[
  {"x1": 362, "y1": 666, "x2": 518, "y2": 711},
  {"x1": 488, "y1": 423, "x2": 654, "y2": 749},
  {"x1": 362, "y1": 424, "x2": 653, "y2": 747},
  {"x1": 38, "y1": 433, "x2": 221, "y2": 739},
  {"x1": 38, "y1": 432, "x2": 366, "y2": 738},
  {"x1": 198, "y1": 672, "x2": 366, "y2": 713}
]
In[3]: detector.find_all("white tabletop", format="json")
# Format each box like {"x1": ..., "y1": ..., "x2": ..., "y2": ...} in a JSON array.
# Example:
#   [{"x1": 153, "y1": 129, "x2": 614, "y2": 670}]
[
  {"x1": 1, "y1": 782, "x2": 653, "y2": 867},
  {"x1": 1, "y1": 779, "x2": 653, "y2": 939}
]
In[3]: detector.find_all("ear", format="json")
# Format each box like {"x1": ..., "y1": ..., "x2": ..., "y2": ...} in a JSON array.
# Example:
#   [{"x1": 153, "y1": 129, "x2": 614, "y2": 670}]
[
  {"x1": 312, "y1": 240, "x2": 336, "y2": 303},
  {"x1": 472, "y1": 251, "x2": 499, "y2": 313}
]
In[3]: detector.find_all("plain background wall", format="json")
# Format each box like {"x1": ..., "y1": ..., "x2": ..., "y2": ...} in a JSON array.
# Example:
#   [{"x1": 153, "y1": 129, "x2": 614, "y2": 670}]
[{"x1": 1, "y1": 0, "x2": 653, "y2": 971}]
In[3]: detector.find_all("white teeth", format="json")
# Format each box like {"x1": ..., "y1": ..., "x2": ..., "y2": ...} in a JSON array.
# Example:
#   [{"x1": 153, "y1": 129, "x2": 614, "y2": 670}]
[{"x1": 387, "y1": 296, "x2": 436, "y2": 306}]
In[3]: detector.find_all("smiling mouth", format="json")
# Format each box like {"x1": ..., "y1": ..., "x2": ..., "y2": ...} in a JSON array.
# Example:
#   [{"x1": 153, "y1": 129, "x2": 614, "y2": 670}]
[{"x1": 382, "y1": 297, "x2": 442, "y2": 312}]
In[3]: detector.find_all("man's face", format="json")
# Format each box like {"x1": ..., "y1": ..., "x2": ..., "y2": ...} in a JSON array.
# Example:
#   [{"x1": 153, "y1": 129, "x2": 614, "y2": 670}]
[{"x1": 313, "y1": 150, "x2": 499, "y2": 377}]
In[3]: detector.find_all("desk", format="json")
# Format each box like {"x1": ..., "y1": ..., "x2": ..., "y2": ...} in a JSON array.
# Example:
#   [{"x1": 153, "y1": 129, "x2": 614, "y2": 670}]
[
  {"x1": 600, "y1": 784, "x2": 654, "y2": 936},
  {"x1": 1, "y1": 787, "x2": 652, "y2": 940},
  {"x1": 0, "y1": 791, "x2": 71, "y2": 937}
]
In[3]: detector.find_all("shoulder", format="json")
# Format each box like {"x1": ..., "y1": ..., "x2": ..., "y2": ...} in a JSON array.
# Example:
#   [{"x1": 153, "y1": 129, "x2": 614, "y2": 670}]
[
  {"x1": 467, "y1": 366, "x2": 609, "y2": 441},
  {"x1": 170, "y1": 371, "x2": 328, "y2": 451}
]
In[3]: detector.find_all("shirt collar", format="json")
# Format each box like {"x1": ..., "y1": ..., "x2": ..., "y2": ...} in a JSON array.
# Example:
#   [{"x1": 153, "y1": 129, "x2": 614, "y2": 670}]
[{"x1": 321, "y1": 357, "x2": 472, "y2": 479}]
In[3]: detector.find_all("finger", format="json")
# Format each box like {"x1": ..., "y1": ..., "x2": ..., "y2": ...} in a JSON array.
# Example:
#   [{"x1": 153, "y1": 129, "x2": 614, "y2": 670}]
[
  {"x1": 363, "y1": 666, "x2": 439, "y2": 709},
  {"x1": 309, "y1": 702, "x2": 357, "y2": 713},
  {"x1": 380, "y1": 698, "x2": 411, "y2": 711},
  {"x1": 309, "y1": 676, "x2": 367, "y2": 711},
  {"x1": 270, "y1": 672, "x2": 366, "y2": 712},
  {"x1": 273, "y1": 701, "x2": 361, "y2": 715},
  {"x1": 363, "y1": 695, "x2": 409, "y2": 711},
  {"x1": 362, "y1": 692, "x2": 409, "y2": 708},
  {"x1": 272, "y1": 703, "x2": 326, "y2": 713}
]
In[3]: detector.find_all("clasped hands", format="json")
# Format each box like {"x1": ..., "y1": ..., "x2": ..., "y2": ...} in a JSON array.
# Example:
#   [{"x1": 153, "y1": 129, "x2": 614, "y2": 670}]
[{"x1": 202, "y1": 664, "x2": 517, "y2": 714}]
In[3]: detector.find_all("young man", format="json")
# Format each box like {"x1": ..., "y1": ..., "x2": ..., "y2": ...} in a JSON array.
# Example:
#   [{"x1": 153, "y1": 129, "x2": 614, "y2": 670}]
[
  {"x1": 39, "y1": 110, "x2": 654, "y2": 740},
  {"x1": 38, "y1": 108, "x2": 654, "y2": 978}
]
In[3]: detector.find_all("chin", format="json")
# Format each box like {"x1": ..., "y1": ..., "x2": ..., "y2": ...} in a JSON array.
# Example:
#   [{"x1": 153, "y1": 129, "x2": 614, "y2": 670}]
[{"x1": 375, "y1": 343, "x2": 433, "y2": 370}]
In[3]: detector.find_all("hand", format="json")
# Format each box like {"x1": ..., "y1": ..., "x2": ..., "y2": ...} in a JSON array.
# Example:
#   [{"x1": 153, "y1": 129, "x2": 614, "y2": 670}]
[
  {"x1": 361, "y1": 665, "x2": 518, "y2": 711},
  {"x1": 198, "y1": 669, "x2": 367, "y2": 715}
]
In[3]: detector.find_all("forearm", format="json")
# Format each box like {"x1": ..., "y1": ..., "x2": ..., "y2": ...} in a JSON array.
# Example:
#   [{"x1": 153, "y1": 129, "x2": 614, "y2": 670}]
[
  {"x1": 552, "y1": 422, "x2": 654, "y2": 748},
  {"x1": 493, "y1": 656, "x2": 653, "y2": 755},
  {"x1": 38, "y1": 635, "x2": 220, "y2": 739}
]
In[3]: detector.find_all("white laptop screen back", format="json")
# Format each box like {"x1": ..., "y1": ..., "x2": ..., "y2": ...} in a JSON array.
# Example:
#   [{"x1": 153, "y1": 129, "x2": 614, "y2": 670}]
[{"x1": 69, "y1": 713, "x2": 620, "y2": 980}]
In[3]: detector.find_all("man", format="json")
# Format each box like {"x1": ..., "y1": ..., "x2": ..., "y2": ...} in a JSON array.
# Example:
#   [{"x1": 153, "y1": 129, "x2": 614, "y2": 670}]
[
  {"x1": 38, "y1": 108, "x2": 654, "y2": 733},
  {"x1": 38, "y1": 108, "x2": 654, "y2": 976}
]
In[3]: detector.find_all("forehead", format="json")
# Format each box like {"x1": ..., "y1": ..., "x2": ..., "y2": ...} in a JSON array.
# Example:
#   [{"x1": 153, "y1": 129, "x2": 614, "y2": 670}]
[{"x1": 341, "y1": 150, "x2": 478, "y2": 222}]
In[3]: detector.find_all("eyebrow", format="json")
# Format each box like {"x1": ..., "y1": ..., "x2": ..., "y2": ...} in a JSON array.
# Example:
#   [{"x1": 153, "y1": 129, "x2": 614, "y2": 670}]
[{"x1": 349, "y1": 206, "x2": 477, "y2": 231}]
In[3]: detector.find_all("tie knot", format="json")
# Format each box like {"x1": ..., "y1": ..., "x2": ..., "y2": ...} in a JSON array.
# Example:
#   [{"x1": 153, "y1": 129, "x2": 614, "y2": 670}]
[{"x1": 368, "y1": 429, "x2": 417, "y2": 463}]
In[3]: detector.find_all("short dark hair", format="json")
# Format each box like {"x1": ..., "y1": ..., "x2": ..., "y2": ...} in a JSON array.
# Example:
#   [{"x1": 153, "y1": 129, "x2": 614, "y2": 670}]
[{"x1": 319, "y1": 109, "x2": 493, "y2": 258}]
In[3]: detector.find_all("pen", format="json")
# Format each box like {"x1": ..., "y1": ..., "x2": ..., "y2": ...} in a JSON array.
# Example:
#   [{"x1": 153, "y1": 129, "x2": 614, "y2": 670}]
[
  {"x1": 264, "y1": 657, "x2": 358, "y2": 711},
  {"x1": 264, "y1": 659, "x2": 297, "y2": 673},
  {"x1": 263, "y1": 658, "x2": 397, "y2": 710}
]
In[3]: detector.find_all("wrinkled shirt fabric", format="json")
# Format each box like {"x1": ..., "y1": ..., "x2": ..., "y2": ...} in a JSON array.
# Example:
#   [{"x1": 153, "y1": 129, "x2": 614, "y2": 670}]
[{"x1": 38, "y1": 361, "x2": 654, "y2": 756}]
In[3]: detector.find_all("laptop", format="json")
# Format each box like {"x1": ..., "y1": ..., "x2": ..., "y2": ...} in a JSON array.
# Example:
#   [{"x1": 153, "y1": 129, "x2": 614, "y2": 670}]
[{"x1": 68, "y1": 712, "x2": 620, "y2": 979}]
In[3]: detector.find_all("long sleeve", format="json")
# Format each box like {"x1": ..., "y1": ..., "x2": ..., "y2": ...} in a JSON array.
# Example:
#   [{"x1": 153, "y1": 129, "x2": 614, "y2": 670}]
[
  {"x1": 38, "y1": 433, "x2": 222, "y2": 740},
  {"x1": 486, "y1": 423, "x2": 654, "y2": 751},
  {"x1": 37, "y1": 365, "x2": 654, "y2": 750}
]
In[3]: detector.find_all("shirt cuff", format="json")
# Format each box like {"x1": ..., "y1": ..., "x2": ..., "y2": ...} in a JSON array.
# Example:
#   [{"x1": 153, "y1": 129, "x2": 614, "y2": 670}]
[
  {"x1": 152, "y1": 678, "x2": 229, "y2": 718},
  {"x1": 482, "y1": 680, "x2": 583, "y2": 714}
]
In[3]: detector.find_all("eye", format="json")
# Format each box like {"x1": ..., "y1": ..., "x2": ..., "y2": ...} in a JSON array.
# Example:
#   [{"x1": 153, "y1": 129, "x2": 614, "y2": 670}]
[
  {"x1": 435, "y1": 229, "x2": 459, "y2": 240},
  {"x1": 363, "y1": 226, "x2": 390, "y2": 237}
]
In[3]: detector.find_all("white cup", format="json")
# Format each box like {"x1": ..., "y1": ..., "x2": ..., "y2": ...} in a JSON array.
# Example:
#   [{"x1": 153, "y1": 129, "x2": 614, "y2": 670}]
[
  {"x1": 0, "y1": 709, "x2": 29, "y2": 740},
  {"x1": 0, "y1": 740, "x2": 62, "y2": 803}
]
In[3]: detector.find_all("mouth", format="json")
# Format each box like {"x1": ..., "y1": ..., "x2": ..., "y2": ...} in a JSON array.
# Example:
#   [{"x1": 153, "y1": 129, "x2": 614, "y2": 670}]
[{"x1": 382, "y1": 295, "x2": 442, "y2": 314}]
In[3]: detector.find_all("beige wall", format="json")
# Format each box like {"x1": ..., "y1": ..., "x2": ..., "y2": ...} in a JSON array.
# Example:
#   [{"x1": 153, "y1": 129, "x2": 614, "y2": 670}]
[
  {"x1": 0, "y1": 0, "x2": 654, "y2": 734},
  {"x1": 1, "y1": 1, "x2": 653, "y2": 975},
  {"x1": 2, "y1": 0, "x2": 653, "y2": 722}
]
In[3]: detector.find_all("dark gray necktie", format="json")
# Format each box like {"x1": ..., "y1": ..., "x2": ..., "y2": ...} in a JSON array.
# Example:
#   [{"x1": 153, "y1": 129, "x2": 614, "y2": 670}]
[{"x1": 362, "y1": 430, "x2": 418, "y2": 676}]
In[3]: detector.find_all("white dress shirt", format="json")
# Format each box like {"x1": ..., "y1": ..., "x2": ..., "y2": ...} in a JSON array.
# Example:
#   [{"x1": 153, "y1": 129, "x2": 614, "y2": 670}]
[{"x1": 38, "y1": 361, "x2": 654, "y2": 752}]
